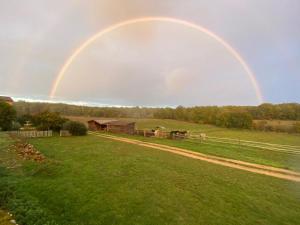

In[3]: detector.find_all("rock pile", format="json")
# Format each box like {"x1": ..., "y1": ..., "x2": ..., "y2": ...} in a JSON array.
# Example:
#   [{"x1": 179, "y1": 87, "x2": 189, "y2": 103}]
[{"x1": 13, "y1": 142, "x2": 45, "y2": 162}]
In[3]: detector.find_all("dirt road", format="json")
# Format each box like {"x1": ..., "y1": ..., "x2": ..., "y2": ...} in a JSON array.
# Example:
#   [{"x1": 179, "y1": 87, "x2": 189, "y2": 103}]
[{"x1": 89, "y1": 132, "x2": 300, "y2": 182}]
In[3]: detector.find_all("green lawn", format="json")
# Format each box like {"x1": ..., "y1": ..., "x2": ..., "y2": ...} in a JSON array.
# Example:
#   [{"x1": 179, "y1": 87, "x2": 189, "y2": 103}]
[
  {"x1": 94, "y1": 132, "x2": 300, "y2": 172},
  {"x1": 1, "y1": 134, "x2": 300, "y2": 224}
]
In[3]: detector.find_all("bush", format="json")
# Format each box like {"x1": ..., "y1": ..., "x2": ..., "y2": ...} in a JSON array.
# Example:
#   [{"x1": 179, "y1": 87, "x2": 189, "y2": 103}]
[
  {"x1": 32, "y1": 111, "x2": 68, "y2": 131},
  {"x1": 62, "y1": 121, "x2": 87, "y2": 136}
]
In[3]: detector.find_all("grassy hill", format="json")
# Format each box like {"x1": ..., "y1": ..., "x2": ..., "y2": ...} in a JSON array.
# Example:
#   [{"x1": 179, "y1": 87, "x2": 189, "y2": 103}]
[{"x1": 1, "y1": 134, "x2": 300, "y2": 224}]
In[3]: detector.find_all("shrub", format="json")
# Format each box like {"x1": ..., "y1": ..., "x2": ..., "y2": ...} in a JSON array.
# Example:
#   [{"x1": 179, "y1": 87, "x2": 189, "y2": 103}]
[
  {"x1": 32, "y1": 111, "x2": 68, "y2": 131},
  {"x1": 62, "y1": 121, "x2": 87, "y2": 136}
]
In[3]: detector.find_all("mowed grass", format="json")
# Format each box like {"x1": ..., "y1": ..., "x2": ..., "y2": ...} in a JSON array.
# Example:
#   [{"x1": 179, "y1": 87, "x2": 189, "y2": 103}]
[
  {"x1": 97, "y1": 132, "x2": 300, "y2": 172},
  {"x1": 1, "y1": 135, "x2": 300, "y2": 224},
  {"x1": 69, "y1": 117, "x2": 300, "y2": 170}
]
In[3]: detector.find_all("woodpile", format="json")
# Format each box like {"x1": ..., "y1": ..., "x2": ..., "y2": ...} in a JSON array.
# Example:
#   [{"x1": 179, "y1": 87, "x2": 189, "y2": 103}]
[{"x1": 13, "y1": 142, "x2": 45, "y2": 162}]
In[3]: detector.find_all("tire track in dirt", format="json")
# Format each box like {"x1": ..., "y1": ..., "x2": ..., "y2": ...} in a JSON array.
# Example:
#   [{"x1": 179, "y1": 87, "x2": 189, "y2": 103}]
[{"x1": 89, "y1": 132, "x2": 300, "y2": 182}]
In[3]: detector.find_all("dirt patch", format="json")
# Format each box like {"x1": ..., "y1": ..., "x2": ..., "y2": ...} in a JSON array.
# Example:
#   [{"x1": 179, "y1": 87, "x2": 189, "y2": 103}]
[
  {"x1": 0, "y1": 209, "x2": 15, "y2": 225},
  {"x1": 11, "y1": 142, "x2": 45, "y2": 163},
  {"x1": 7, "y1": 135, "x2": 45, "y2": 163}
]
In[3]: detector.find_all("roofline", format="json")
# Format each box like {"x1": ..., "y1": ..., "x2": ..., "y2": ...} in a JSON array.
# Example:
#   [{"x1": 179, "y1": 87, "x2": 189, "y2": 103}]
[{"x1": 88, "y1": 119, "x2": 135, "y2": 125}]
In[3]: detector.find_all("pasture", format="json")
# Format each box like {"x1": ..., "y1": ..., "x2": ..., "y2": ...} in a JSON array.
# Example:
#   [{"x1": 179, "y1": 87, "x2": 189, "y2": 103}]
[
  {"x1": 131, "y1": 119, "x2": 300, "y2": 145},
  {"x1": 67, "y1": 117, "x2": 300, "y2": 146},
  {"x1": 68, "y1": 117, "x2": 300, "y2": 171},
  {"x1": 0, "y1": 133, "x2": 300, "y2": 225}
]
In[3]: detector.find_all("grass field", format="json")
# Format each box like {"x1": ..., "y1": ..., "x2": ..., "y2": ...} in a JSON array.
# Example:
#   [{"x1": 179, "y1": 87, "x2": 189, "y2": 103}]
[
  {"x1": 67, "y1": 117, "x2": 300, "y2": 146},
  {"x1": 1, "y1": 133, "x2": 300, "y2": 224},
  {"x1": 67, "y1": 117, "x2": 300, "y2": 171},
  {"x1": 133, "y1": 119, "x2": 300, "y2": 146},
  {"x1": 94, "y1": 131, "x2": 300, "y2": 172}
]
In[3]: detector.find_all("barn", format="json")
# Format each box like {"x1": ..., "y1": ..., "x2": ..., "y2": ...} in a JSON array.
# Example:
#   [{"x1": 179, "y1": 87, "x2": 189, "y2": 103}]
[{"x1": 88, "y1": 120, "x2": 136, "y2": 134}]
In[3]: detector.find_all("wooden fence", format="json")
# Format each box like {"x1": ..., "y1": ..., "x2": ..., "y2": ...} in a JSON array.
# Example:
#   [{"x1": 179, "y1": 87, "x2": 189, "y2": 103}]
[
  {"x1": 6, "y1": 130, "x2": 53, "y2": 138},
  {"x1": 187, "y1": 132, "x2": 300, "y2": 154},
  {"x1": 135, "y1": 130, "x2": 155, "y2": 137}
]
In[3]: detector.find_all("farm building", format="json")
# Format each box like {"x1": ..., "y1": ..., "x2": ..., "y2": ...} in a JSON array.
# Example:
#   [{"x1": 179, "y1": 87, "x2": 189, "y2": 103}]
[
  {"x1": 88, "y1": 120, "x2": 135, "y2": 134},
  {"x1": 0, "y1": 96, "x2": 13, "y2": 105}
]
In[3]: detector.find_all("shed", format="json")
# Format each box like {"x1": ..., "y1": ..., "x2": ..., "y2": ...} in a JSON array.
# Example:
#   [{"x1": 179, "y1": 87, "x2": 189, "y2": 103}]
[{"x1": 88, "y1": 120, "x2": 135, "y2": 134}]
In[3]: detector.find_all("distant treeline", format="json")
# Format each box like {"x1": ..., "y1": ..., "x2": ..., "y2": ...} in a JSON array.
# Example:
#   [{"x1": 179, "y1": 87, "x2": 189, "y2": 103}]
[{"x1": 14, "y1": 101, "x2": 300, "y2": 132}]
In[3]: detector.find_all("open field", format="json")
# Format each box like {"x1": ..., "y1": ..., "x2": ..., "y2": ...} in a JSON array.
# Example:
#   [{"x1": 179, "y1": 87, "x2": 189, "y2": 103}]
[
  {"x1": 67, "y1": 117, "x2": 300, "y2": 146},
  {"x1": 100, "y1": 131, "x2": 300, "y2": 172},
  {"x1": 253, "y1": 120, "x2": 298, "y2": 133},
  {"x1": 1, "y1": 134, "x2": 300, "y2": 224},
  {"x1": 67, "y1": 117, "x2": 300, "y2": 171},
  {"x1": 90, "y1": 132, "x2": 300, "y2": 181},
  {"x1": 133, "y1": 119, "x2": 300, "y2": 146}
]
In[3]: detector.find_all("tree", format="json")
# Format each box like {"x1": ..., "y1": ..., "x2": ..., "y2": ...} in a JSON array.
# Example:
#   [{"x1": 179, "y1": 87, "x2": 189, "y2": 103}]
[
  {"x1": 216, "y1": 111, "x2": 253, "y2": 129},
  {"x1": 17, "y1": 114, "x2": 34, "y2": 126},
  {"x1": 63, "y1": 121, "x2": 87, "y2": 136},
  {"x1": 32, "y1": 111, "x2": 68, "y2": 131},
  {"x1": 0, "y1": 102, "x2": 16, "y2": 131}
]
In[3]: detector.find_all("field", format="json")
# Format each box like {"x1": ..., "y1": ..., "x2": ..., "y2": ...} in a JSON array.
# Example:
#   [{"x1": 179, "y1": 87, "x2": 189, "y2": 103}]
[
  {"x1": 67, "y1": 117, "x2": 300, "y2": 145},
  {"x1": 67, "y1": 117, "x2": 300, "y2": 171},
  {"x1": 1, "y1": 133, "x2": 300, "y2": 225},
  {"x1": 253, "y1": 120, "x2": 298, "y2": 133}
]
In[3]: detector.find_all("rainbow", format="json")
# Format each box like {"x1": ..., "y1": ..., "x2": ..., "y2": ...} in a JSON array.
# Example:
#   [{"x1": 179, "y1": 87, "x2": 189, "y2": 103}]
[{"x1": 50, "y1": 17, "x2": 263, "y2": 103}]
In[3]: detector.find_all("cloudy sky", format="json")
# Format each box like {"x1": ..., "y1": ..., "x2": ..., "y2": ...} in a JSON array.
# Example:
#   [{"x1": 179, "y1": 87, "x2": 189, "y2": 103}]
[{"x1": 0, "y1": 0, "x2": 299, "y2": 107}]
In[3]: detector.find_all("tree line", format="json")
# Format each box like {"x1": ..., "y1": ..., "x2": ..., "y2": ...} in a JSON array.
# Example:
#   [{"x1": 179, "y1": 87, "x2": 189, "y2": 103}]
[
  {"x1": 12, "y1": 101, "x2": 300, "y2": 132},
  {"x1": 0, "y1": 101, "x2": 87, "y2": 135}
]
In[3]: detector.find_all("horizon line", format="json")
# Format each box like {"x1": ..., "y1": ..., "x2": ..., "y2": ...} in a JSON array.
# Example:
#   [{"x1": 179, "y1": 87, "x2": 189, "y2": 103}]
[{"x1": 6, "y1": 96, "x2": 298, "y2": 109}]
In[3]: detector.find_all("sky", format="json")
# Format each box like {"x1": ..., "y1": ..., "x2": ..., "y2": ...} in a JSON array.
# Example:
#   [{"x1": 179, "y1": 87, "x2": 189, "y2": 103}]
[{"x1": 0, "y1": 0, "x2": 299, "y2": 107}]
